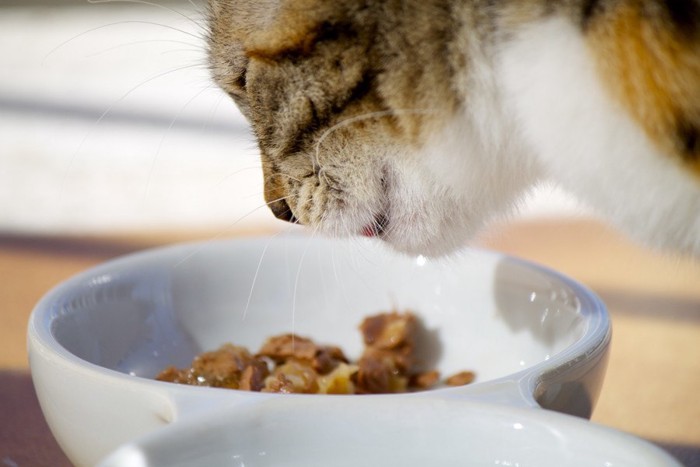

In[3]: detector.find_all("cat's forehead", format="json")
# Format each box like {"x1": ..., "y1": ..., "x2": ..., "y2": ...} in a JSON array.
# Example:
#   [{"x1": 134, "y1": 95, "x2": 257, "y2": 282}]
[
  {"x1": 208, "y1": 0, "x2": 338, "y2": 41},
  {"x1": 208, "y1": 0, "x2": 283, "y2": 27}
]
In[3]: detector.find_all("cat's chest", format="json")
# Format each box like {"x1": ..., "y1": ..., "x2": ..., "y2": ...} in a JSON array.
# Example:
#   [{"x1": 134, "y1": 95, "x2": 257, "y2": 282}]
[{"x1": 412, "y1": 58, "x2": 538, "y2": 194}]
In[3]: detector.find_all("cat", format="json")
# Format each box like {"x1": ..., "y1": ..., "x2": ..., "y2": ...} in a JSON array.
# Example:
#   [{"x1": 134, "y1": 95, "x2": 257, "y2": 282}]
[{"x1": 206, "y1": 0, "x2": 700, "y2": 257}]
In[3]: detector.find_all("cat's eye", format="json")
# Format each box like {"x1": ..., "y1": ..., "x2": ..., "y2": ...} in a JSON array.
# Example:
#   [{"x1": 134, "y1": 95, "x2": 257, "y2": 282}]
[
  {"x1": 233, "y1": 72, "x2": 246, "y2": 90},
  {"x1": 225, "y1": 81, "x2": 250, "y2": 119},
  {"x1": 227, "y1": 48, "x2": 249, "y2": 91}
]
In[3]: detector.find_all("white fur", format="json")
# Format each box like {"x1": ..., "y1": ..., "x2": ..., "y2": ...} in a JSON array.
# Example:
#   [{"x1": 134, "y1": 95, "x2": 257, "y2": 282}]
[
  {"x1": 381, "y1": 43, "x2": 541, "y2": 256},
  {"x1": 305, "y1": 17, "x2": 700, "y2": 257},
  {"x1": 380, "y1": 17, "x2": 700, "y2": 257},
  {"x1": 497, "y1": 18, "x2": 700, "y2": 255}
]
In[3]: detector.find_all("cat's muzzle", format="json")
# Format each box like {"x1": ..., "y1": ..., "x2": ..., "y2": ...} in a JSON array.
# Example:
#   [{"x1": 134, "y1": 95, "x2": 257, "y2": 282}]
[
  {"x1": 269, "y1": 198, "x2": 299, "y2": 224},
  {"x1": 361, "y1": 213, "x2": 389, "y2": 238}
]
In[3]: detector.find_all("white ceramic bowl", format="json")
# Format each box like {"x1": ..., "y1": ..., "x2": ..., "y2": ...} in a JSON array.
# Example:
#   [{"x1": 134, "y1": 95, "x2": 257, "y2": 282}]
[
  {"x1": 28, "y1": 236, "x2": 678, "y2": 466},
  {"x1": 100, "y1": 397, "x2": 677, "y2": 467}
]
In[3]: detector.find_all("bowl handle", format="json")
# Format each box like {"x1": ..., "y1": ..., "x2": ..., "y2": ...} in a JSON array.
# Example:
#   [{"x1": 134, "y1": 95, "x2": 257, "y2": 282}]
[{"x1": 97, "y1": 397, "x2": 680, "y2": 467}]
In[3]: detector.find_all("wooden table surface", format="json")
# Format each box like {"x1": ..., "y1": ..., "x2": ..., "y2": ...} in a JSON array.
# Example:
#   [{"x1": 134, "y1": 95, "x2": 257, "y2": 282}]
[{"x1": 2, "y1": 219, "x2": 699, "y2": 466}]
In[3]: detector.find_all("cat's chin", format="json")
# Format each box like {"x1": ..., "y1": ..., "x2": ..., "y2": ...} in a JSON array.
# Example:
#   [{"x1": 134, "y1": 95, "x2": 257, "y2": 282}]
[
  {"x1": 370, "y1": 221, "x2": 473, "y2": 259},
  {"x1": 320, "y1": 212, "x2": 471, "y2": 258}
]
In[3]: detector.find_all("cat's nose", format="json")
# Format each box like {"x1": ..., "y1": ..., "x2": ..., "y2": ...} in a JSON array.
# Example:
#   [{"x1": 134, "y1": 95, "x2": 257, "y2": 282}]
[{"x1": 269, "y1": 198, "x2": 299, "y2": 224}]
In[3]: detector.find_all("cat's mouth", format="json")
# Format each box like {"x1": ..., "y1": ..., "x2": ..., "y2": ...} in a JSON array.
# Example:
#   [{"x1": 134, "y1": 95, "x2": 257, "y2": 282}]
[
  {"x1": 361, "y1": 171, "x2": 391, "y2": 238},
  {"x1": 360, "y1": 213, "x2": 389, "y2": 238}
]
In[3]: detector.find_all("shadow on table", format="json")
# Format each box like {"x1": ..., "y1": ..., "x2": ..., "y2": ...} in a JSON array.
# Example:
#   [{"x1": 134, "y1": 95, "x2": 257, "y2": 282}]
[
  {"x1": 1, "y1": 370, "x2": 71, "y2": 467},
  {"x1": 652, "y1": 441, "x2": 700, "y2": 467},
  {"x1": 4, "y1": 369, "x2": 698, "y2": 467},
  {"x1": 595, "y1": 288, "x2": 700, "y2": 323},
  {"x1": 0, "y1": 232, "x2": 141, "y2": 259}
]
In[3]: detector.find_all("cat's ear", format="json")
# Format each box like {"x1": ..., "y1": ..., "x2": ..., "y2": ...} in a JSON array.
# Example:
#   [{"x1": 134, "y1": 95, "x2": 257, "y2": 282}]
[{"x1": 242, "y1": 0, "x2": 335, "y2": 60}]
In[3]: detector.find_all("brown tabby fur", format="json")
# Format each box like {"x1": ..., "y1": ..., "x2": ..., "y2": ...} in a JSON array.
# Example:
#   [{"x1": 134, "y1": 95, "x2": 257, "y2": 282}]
[{"x1": 207, "y1": 0, "x2": 700, "y2": 255}]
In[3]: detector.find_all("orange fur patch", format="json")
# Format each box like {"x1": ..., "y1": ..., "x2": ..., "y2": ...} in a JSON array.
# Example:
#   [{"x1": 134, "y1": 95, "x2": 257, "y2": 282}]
[
  {"x1": 245, "y1": 24, "x2": 318, "y2": 61},
  {"x1": 244, "y1": 1, "x2": 332, "y2": 61},
  {"x1": 588, "y1": 3, "x2": 700, "y2": 175}
]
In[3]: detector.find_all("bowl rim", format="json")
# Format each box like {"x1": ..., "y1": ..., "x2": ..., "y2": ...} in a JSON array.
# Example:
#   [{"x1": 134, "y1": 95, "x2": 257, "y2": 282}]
[
  {"x1": 28, "y1": 236, "x2": 610, "y2": 407},
  {"x1": 97, "y1": 395, "x2": 680, "y2": 467}
]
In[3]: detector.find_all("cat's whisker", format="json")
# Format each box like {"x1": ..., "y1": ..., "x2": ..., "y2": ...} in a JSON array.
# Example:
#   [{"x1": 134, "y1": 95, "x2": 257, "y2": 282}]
[
  {"x1": 365, "y1": 206, "x2": 386, "y2": 236},
  {"x1": 106, "y1": 62, "x2": 204, "y2": 112},
  {"x1": 60, "y1": 62, "x2": 206, "y2": 201},
  {"x1": 176, "y1": 0, "x2": 201, "y2": 13},
  {"x1": 317, "y1": 167, "x2": 334, "y2": 191},
  {"x1": 264, "y1": 195, "x2": 296, "y2": 213},
  {"x1": 43, "y1": 20, "x2": 204, "y2": 66},
  {"x1": 328, "y1": 237, "x2": 351, "y2": 315},
  {"x1": 315, "y1": 228, "x2": 331, "y2": 315},
  {"x1": 87, "y1": 0, "x2": 208, "y2": 35},
  {"x1": 200, "y1": 86, "x2": 230, "y2": 132},
  {"x1": 291, "y1": 230, "x2": 316, "y2": 345},
  {"x1": 84, "y1": 39, "x2": 204, "y2": 59},
  {"x1": 215, "y1": 166, "x2": 263, "y2": 189},
  {"x1": 242, "y1": 230, "x2": 285, "y2": 321},
  {"x1": 159, "y1": 47, "x2": 207, "y2": 56},
  {"x1": 122, "y1": 20, "x2": 204, "y2": 41},
  {"x1": 242, "y1": 190, "x2": 270, "y2": 200},
  {"x1": 172, "y1": 196, "x2": 291, "y2": 269},
  {"x1": 244, "y1": 174, "x2": 301, "y2": 201},
  {"x1": 272, "y1": 172, "x2": 302, "y2": 184},
  {"x1": 142, "y1": 83, "x2": 216, "y2": 200},
  {"x1": 254, "y1": 184, "x2": 295, "y2": 201},
  {"x1": 312, "y1": 108, "x2": 439, "y2": 169},
  {"x1": 313, "y1": 111, "x2": 394, "y2": 172}
]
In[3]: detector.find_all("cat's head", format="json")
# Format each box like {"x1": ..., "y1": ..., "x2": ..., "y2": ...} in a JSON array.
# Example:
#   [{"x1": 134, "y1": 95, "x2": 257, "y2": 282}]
[{"x1": 207, "y1": 0, "x2": 529, "y2": 255}]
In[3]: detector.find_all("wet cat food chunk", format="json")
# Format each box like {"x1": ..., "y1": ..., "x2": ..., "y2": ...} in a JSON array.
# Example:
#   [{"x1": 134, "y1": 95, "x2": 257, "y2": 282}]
[
  {"x1": 359, "y1": 311, "x2": 416, "y2": 351},
  {"x1": 262, "y1": 359, "x2": 320, "y2": 394},
  {"x1": 317, "y1": 363, "x2": 359, "y2": 394},
  {"x1": 354, "y1": 312, "x2": 418, "y2": 393},
  {"x1": 156, "y1": 344, "x2": 264, "y2": 389},
  {"x1": 410, "y1": 370, "x2": 441, "y2": 389},
  {"x1": 445, "y1": 370, "x2": 476, "y2": 387},
  {"x1": 355, "y1": 348, "x2": 408, "y2": 394},
  {"x1": 258, "y1": 334, "x2": 348, "y2": 374},
  {"x1": 239, "y1": 359, "x2": 270, "y2": 391},
  {"x1": 156, "y1": 311, "x2": 475, "y2": 394}
]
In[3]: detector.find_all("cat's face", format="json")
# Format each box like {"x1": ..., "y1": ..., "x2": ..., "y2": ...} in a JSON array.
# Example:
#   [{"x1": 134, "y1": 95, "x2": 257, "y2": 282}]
[{"x1": 207, "y1": 0, "x2": 531, "y2": 255}]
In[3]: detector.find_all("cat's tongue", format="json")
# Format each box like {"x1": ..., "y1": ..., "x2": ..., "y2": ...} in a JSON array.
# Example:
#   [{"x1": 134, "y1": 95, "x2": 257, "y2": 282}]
[{"x1": 361, "y1": 225, "x2": 378, "y2": 237}]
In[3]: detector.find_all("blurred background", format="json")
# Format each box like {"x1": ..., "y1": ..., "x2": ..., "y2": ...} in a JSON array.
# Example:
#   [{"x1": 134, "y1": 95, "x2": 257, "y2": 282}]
[
  {"x1": 1, "y1": 1, "x2": 698, "y2": 466},
  {"x1": 0, "y1": 0, "x2": 585, "y2": 237},
  {"x1": 1, "y1": 0, "x2": 274, "y2": 236}
]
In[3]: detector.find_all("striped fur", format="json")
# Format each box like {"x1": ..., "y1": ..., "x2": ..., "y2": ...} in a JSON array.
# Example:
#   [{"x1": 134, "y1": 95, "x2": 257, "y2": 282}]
[{"x1": 208, "y1": 0, "x2": 700, "y2": 256}]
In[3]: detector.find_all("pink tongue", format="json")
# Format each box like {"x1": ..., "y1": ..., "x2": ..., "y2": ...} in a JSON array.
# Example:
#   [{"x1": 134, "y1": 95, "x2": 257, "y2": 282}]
[{"x1": 361, "y1": 225, "x2": 377, "y2": 237}]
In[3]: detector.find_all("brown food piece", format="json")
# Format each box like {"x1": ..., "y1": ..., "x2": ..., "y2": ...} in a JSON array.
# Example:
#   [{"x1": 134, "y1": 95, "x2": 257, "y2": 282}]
[
  {"x1": 189, "y1": 344, "x2": 255, "y2": 388},
  {"x1": 410, "y1": 370, "x2": 441, "y2": 389},
  {"x1": 156, "y1": 344, "x2": 260, "y2": 389},
  {"x1": 312, "y1": 345, "x2": 349, "y2": 374},
  {"x1": 354, "y1": 349, "x2": 407, "y2": 394},
  {"x1": 262, "y1": 373, "x2": 296, "y2": 394},
  {"x1": 155, "y1": 311, "x2": 476, "y2": 395},
  {"x1": 317, "y1": 363, "x2": 358, "y2": 394},
  {"x1": 359, "y1": 312, "x2": 416, "y2": 350},
  {"x1": 155, "y1": 365, "x2": 188, "y2": 384},
  {"x1": 258, "y1": 334, "x2": 348, "y2": 374},
  {"x1": 359, "y1": 311, "x2": 416, "y2": 371},
  {"x1": 239, "y1": 360, "x2": 270, "y2": 391},
  {"x1": 445, "y1": 370, "x2": 476, "y2": 387},
  {"x1": 263, "y1": 360, "x2": 319, "y2": 394},
  {"x1": 353, "y1": 311, "x2": 419, "y2": 393},
  {"x1": 258, "y1": 334, "x2": 317, "y2": 362}
]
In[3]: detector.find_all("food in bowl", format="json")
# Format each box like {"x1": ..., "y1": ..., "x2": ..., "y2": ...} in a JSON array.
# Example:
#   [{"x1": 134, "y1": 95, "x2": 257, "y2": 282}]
[
  {"x1": 28, "y1": 238, "x2": 618, "y2": 467},
  {"x1": 156, "y1": 311, "x2": 475, "y2": 394}
]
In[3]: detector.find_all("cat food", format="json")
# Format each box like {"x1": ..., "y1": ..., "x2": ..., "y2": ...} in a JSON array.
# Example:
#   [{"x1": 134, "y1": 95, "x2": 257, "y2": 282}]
[{"x1": 156, "y1": 311, "x2": 475, "y2": 394}]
